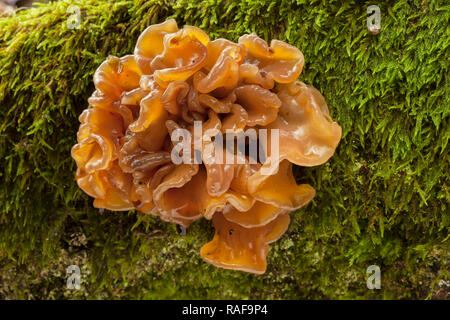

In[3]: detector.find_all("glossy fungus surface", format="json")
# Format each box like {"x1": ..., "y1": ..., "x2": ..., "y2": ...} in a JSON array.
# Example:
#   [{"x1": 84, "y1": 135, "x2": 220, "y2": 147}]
[{"x1": 72, "y1": 19, "x2": 341, "y2": 274}]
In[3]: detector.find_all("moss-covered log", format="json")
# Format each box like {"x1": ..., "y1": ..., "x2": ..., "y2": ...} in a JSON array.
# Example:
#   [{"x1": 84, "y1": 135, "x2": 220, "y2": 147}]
[{"x1": 0, "y1": 0, "x2": 448, "y2": 299}]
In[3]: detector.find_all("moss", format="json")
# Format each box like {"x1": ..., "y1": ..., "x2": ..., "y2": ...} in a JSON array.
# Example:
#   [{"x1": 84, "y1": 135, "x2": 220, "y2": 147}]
[{"x1": 0, "y1": 0, "x2": 448, "y2": 299}]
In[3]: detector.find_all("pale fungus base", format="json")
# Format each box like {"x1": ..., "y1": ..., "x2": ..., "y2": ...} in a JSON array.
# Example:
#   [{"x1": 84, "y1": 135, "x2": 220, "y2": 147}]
[{"x1": 71, "y1": 19, "x2": 341, "y2": 274}]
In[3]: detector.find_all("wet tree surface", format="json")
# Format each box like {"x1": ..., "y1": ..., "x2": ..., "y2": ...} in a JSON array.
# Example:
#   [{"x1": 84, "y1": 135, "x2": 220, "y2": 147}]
[{"x1": 0, "y1": 0, "x2": 448, "y2": 299}]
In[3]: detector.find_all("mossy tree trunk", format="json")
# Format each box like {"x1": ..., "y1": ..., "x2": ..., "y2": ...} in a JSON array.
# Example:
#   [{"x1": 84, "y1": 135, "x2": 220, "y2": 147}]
[{"x1": 0, "y1": 0, "x2": 448, "y2": 299}]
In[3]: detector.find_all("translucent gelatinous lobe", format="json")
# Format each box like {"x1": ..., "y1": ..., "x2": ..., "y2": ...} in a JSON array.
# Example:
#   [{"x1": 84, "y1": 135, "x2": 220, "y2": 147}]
[
  {"x1": 234, "y1": 84, "x2": 281, "y2": 126},
  {"x1": 248, "y1": 160, "x2": 316, "y2": 210},
  {"x1": 71, "y1": 19, "x2": 341, "y2": 274},
  {"x1": 238, "y1": 33, "x2": 305, "y2": 84},
  {"x1": 200, "y1": 212, "x2": 290, "y2": 274},
  {"x1": 268, "y1": 81, "x2": 342, "y2": 167},
  {"x1": 72, "y1": 107, "x2": 124, "y2": 173},
  {"x1": 195, "y1": 44, "x2": 243, "y2": 94},
  {"x1": 134, "y1": 19, "x2": 179, "y2": 74},
  {"x1": 151, "y1": 26, "x2": 209, "y2": 87}
]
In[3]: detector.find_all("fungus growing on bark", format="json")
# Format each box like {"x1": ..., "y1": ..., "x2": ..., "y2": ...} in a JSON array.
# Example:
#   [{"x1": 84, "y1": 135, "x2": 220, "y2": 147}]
[{"x1": 72, "y1": 19, "x2": 341, "y2": 274}]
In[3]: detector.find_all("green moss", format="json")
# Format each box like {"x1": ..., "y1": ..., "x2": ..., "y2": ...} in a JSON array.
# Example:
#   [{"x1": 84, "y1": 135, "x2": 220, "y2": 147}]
[{"x1": 0, "y1": 0, "x2": 448, "y2": 299}]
